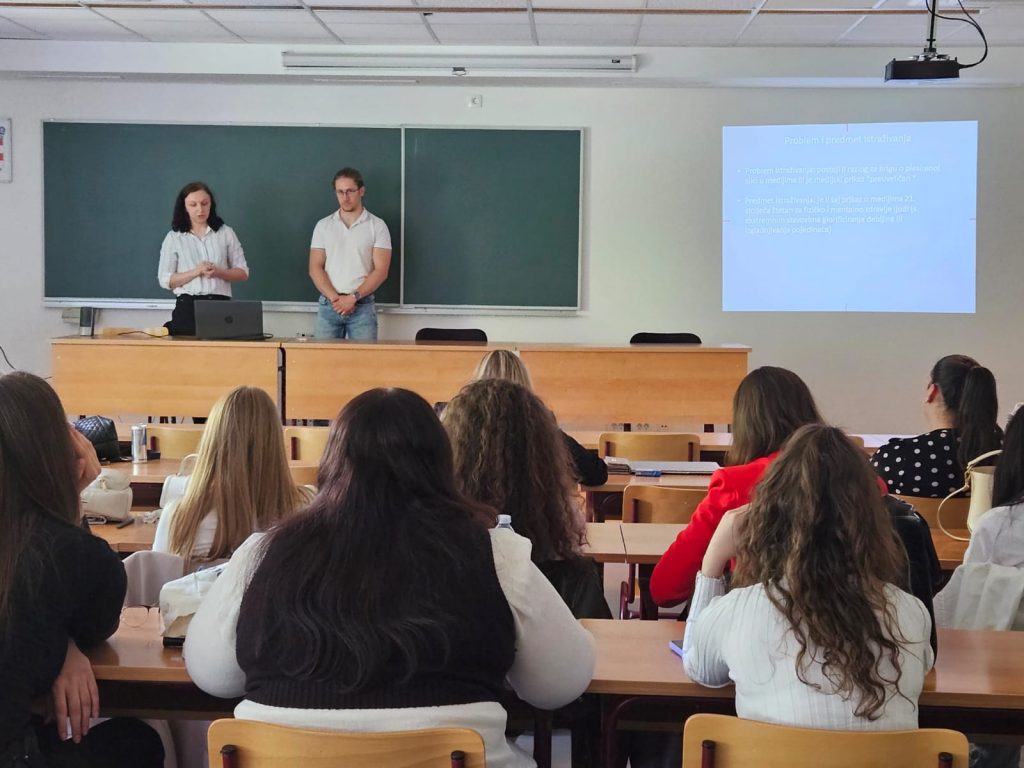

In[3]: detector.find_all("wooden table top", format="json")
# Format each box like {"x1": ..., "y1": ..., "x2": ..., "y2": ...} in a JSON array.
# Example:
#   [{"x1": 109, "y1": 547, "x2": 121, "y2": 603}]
[
  {"x1": 91, "y1": 517, "x2": 159, "y2": 553},
  {"x1": 615, "y1": 522, "x2": 969, "y2": 571},
  {"x1": 583, "y1": 521, "x2": 626, "y2": 563},
  {"x1": 116, "y1": 458, "x2": 317, "y2": 485},
  {"x1": 88, "y1": 612, "x2": 1024, "y2": 711},
  {"x1": 590, "y1": 474, "x2": 712, "y2": 494},
  {"x1": 582, "y1": 618, "x2": 1024, "y2": 710},
  {"x1": 568, "y1": 431, "x2": 908, "y2": 455}
]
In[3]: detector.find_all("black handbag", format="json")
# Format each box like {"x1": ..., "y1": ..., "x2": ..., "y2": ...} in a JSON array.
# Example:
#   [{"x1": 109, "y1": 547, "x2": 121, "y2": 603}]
[{"x1": 73, "y1": 415, "x2": 122, "y2": 462}]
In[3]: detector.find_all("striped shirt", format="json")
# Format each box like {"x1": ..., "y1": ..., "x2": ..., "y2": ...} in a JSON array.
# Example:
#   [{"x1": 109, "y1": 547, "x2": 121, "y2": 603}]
[{"x1": 158, "y1": 225, "x2": 249, "y2": 297}]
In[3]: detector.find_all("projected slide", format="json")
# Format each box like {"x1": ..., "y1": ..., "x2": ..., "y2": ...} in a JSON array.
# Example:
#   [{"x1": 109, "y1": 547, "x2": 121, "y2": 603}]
[{"x1": 722, "y1": 121, "x2": 977, "y2": 313}]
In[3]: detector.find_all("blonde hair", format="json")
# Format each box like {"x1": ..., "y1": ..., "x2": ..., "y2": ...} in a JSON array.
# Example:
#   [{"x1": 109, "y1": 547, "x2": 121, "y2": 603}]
[
  {"x1": 473, "y1": 349, "x2": 533, "y2": 390},
  {"x1": 169, "y1": 386, "x2": 302, "y2": 561}
]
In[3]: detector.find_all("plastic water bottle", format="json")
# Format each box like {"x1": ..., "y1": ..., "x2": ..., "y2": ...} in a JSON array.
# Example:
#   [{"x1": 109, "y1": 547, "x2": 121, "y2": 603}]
[{"x1": 496, "y1": 514, "x2": 513, "y2": 531}]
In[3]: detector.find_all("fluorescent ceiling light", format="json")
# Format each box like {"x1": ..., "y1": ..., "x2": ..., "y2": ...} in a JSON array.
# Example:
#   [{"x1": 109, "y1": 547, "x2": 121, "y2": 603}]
[{"x1": 282, "y1": 52, "x2": 636, "y2": 77}]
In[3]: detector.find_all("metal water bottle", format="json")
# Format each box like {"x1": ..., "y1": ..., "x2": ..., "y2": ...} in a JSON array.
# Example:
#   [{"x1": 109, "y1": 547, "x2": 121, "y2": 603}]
[{"x1": 131, "y1": 424, "x2": 148, "y2": 463}]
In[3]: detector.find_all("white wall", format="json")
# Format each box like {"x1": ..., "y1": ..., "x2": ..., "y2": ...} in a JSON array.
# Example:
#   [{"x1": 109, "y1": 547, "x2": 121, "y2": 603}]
[{"x1": 1, "y1": 66, "x2": 1021, "y2": 433}]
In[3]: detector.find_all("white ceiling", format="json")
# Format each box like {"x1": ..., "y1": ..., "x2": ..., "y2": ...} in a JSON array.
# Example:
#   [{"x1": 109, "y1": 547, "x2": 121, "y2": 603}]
[{"x1": 0, "y1": 0, "x2": 1016, "y2": 49}]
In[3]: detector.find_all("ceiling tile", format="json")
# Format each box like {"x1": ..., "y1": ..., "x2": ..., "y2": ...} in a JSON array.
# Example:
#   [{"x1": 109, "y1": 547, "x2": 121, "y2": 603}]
[
  {"x1": 740, "y1": 12, "x2": 864, "y2": 44},
  {"x1": 323, "y1": 20, "x2": 437, "y2": 38},
  {"x1": 310, "y1": 0, "x2": 417, "y2": 7},
  {"x1": 316, "y1": 9, "x2": 425, "y2": 24},
  {"x1": 112, "y1": 19, "x2": 241, "y2": 41},
  {"x1": 423, "y1": 10, "x2": 529, "y2": 24},
  {"x1": 0, "y1": 15, "x2": 47, "y2": 37},
  {"x1": 535, "y1": 11, "x2": 639, "y2": 26},
  {"x1": 532, "y1": 0, "x2": 645, "y2": 7},
  {"x1": 429, "y1": 22, "x2": 534, "y2": 41},
  {"x1": 536, "y1": 22, "x2": 636, "y2": 43}
]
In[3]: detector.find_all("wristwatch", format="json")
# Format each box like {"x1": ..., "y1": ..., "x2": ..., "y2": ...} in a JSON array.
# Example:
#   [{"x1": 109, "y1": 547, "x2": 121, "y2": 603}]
[{"x1": 352, "y1": 289, "x2": 362, "y2": 301}]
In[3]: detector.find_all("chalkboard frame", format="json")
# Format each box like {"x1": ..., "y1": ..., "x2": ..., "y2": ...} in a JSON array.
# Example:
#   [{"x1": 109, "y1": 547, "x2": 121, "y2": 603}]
[{"x1": 41, "y1": 120, "x2": 584, "y2": 314}]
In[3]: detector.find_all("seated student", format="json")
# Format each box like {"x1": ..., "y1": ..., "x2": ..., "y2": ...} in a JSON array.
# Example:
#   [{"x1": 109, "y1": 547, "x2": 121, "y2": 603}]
[
  {"x1": 0, "y1": 372, "x2": 163, "y2": 767},
  {"x1": 471, "y1": 349, "x2": 608, "y2": 487},
  {"x1": 444, "y1": 378, "x2": 611, "y2": 619},
  {"x1": 153, "y1": 386, "x2": 304, "y2": 563},
  {"x1": 683, "y1": 424, "x2": 934, "y2": 730},
  {"x1": 872, "y1": 354, "x2": 1001, "y2": 498},
  {"x1": 184, "y1": 388, "x2": 594, "y2": 768},
  {"x1": 935, "y1": 407, "x2": 1024, "y2": 768},
  {"x1": 649, "y1": 366, "x2": 822, "y2": 607}
]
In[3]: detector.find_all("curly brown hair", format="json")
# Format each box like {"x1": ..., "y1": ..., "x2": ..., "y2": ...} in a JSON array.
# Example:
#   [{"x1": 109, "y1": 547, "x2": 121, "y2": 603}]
[
  {"x1": 732, "y1": 424, "x2": 911, "y2": 721},
  {"x1": 443, "y1": 378, "x2": 585, "y2": 563}
]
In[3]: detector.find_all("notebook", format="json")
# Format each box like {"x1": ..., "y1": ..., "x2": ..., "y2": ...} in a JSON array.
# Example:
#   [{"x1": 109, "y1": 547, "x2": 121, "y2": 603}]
[
  {"x1": 194, "y1": 300, "x2": 265, "y2": 341},
  {"x1": 629, "y1": 460, "x2": 720, "y2": 475}
]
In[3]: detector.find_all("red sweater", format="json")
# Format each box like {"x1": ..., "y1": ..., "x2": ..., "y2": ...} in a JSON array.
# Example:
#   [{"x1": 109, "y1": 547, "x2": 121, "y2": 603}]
[{"x1": 649, "y1": 453, "x2": 778, "y2": 607}]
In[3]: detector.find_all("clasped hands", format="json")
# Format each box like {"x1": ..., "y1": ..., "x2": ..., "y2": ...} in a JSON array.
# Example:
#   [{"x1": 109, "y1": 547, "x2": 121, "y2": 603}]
[
  {"x1": 194, "y1": 261, "x2": 220, "y2": 280},
  {"x1": 330, "y1": 293, "x2": 358, "y2": 317}
]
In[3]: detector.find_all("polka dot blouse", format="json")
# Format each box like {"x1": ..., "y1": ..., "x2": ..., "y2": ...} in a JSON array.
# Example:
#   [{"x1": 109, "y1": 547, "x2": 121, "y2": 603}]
[{"x1": 871, "y1": 428, "x2": 963, "y2": 498}]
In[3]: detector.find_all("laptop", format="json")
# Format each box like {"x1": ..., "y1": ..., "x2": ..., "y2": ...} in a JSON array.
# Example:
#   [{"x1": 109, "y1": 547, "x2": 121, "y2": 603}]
[{"x1": 194, "y1": 300, "x2": 265, "y2": 341}]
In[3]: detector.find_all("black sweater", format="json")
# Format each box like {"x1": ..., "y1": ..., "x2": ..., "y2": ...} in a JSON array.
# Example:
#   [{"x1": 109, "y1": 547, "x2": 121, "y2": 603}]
[
  {"x1": 562, "y1": 431, "x2": 608, "y2": 487},
  {"x1": 0, "y1": 515, "x2": 126, "y2": 750}
]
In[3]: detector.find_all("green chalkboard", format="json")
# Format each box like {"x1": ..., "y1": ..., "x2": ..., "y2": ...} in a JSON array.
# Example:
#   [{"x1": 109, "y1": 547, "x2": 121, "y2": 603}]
[
  {"x1": 43, "y1": 123, "x2": 581, "y2": 310},
  {"x1": 43, "y1": 122, "x2": 402, "y2": 304},
  {"x1": 403, "y1": 128, "x2": 581, "y2": 308}
]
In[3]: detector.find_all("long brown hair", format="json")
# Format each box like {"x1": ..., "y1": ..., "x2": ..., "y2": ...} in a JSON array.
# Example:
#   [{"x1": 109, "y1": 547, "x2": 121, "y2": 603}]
[
  {"x1": 443, "y1": 378, "x2": 585, "y2": 563},
  {"x1": 733, "y1": 424, "x2": 910, "y2": 720},
  {"x1": 169, "y1": 386, "x2": 301, "y2": 561},
  {"x1": 0, "y1": 373, "x2": 80, "y2": 623},
  {"x1": 728, "y1": 366, "x2": 823, "y2": 466},
  {"x1": 929, "y1": 354, "x2": 1002, "y2": 468}
]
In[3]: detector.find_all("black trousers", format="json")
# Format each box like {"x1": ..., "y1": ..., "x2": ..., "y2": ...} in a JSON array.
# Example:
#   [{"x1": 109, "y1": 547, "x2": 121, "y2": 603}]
[
  {"x1": 2, "y1": 719, "x2": 163, "y2": 768},
  {"x1": 164, "y1": 293, "x2": 229, "y2": 336}
]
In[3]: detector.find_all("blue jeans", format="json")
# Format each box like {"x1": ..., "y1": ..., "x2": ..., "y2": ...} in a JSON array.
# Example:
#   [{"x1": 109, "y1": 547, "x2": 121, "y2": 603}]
[{"x1": 315, "y1": 295, "x2": 378, "y2": 340}]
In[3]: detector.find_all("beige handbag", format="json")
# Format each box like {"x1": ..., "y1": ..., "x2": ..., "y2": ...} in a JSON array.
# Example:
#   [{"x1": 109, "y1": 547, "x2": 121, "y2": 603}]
[
  {"x1": 937, "y1": 449, "x2": 1002, "y2": 541},
  {"x1": 80, "y1": 468, "x2": 133, "y2": 523},
  {"x1": 158, "y1": 453, "x2": 197, "y2": 509}
]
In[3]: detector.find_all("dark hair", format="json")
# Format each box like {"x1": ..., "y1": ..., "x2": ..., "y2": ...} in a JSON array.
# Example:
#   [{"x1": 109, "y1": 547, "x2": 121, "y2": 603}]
[
  {"x1": 0, "y1": 373, "x2": 80, "y2": 624},
  {"x1": 239, "y1": 388, "x2": 493, "y2": 689},
  {"x1": 728, "y1": 366, "x2": 823, "y2": 466},
  {"x1": 993, "y1": 409, "x2": 1024, "y2": 508},
  {"x1": 333, "y1": 168, "x2": 364, "y2": 189},
  {"x1": 930, "y1": 354, "x2": 1002, "y2": 468},
  {"x1": 733, "y1": 424, "x2": 910, "y2": 721},
  {"x1": 171, "y1": 181, "x2": 224, "y2": 233},
  {"x1": 443, "y1": 378, "x2": 585, "y2": 564}
]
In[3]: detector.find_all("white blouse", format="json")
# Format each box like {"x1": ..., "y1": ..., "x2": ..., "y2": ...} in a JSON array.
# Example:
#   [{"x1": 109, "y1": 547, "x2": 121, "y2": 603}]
[
  {"x1": 682, "y1": 573, "x2": 934, "y2": 731},
  {"x1": 184, "y1": 528, "x2": 595, "y2": 768},
  {"x1": 158, "y1": 225, "x2": 248, "y2": 297}
]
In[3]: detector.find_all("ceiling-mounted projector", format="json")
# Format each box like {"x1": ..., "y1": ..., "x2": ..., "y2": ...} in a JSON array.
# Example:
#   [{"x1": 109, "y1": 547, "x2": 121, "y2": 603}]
[
  {"x1": 884, "y1": 52, "x2": 960, "y2": 81},
  {"x1": 884, "y1": 0, "x2": 986, "y2": 82}
]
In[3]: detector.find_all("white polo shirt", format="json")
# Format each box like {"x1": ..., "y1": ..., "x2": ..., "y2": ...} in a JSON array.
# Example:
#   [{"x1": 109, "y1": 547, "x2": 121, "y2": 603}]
[
  {"x1": 310, "y1": 208, "x2": 392, "y2": 295},
  {"x1": 157, "y1": 225, "x2": 249, "y2": 297}
]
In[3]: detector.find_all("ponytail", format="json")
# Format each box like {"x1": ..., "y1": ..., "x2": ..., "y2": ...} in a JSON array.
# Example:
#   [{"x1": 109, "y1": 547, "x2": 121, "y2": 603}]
[{"x1": 956, "y1": 364, "x2": 1001, "y2": 468}]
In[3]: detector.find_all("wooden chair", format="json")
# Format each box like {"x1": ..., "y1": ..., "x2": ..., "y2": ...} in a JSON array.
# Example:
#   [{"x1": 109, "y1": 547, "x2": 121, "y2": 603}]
[
  {"x1": 208, "y1": 720, "x2": 486, "y2": 768},
  {"x1": 682, "y1": 714, "x2": 968, "y2": 767},
  {"x1": 895, "y1": 494, "x2": 970, "y2": 530},
  {"x1": 289, "y1": 465, "x2": 319, "y2": 487},
  {"x1": 620, "y1": 486, "x2": 705, "y2": 620},
  {"x1": 629, "y1": 332, "x2": 701, "y2": 344},
  {"x1": 283, "y1": 426, "x2": 330, "y2": 462},
  {"x1": 147, "y1": 425, "x2": 203, "y2": 459},
  {"x1": 415, "y1": 327, "x2": 488, "y2": 343},
  {"x1": 598, "y1": 432, "x2": 703, "y2": 462}
]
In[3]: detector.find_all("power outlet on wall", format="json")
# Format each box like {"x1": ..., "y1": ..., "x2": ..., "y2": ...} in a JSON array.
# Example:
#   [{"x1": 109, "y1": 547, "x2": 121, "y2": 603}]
[
  {"x1": 61, "y1": 308, "x2": 80, "y2": 325},
  {"x1": 468, "y1": 94, "x2": 484, "y2": 109}
]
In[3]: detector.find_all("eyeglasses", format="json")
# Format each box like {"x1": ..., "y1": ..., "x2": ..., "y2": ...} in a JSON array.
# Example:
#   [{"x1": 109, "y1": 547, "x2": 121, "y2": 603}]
[{"x1": 336, "y1": 188, "x2": 361, "y2": 197}]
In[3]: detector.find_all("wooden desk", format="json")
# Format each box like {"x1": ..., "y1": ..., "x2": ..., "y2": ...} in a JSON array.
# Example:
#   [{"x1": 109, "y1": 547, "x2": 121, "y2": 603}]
[
  {"x1": 282, "y1": 340, "x2": 510, "y2": 421},
  {"x1": 584, "y1": 618, "x2": 1024, "y2": 765},
  {"x1": 618, "y1": 522, "x2": 970, "y2": 573},
  {"x1": 91, "y1": 518, "x2": 158, "y2": 554},
  {"x1": 583, "y1": 521, "x2": 626, "y2": 564},
  {"x1": 519, "y1": 344, "x2": 748, "y2": 425},
  {"x1": 590, "y1": 474, "x2": 712, "y2": 494},
  {"x1": 568, "y1": 430, "x2": 906, "y2": 457},
  {"x1": 52, "y1": 337, "x2": 279, "y2": 417},
  {"x1": 120, "y1": 457, "x2": 318, "y2": 486}
]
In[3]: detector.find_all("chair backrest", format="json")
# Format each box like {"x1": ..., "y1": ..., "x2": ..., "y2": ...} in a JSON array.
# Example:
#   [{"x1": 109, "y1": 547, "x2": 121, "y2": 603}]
[
  {"x1": 895, "y1": 494, "x2": 970, "y2": 530},
  {"x1": 415, "y1": 327, "x2": 488, "y2": 343},
  {"x1": 598, "y1": 432, "x2": 702, "y2": 461},
  {"x1": 847, "y1": 434, "x2": 866, "y2": 449},
  {"x1": 622, "y1": 485, "x2": 705, "y2": 524},
  {"x1": 629, "y1": 332, "x2": 701, "y2": 344},
  {"x1": 148, "y1": 425, "x2": 204, "y2": 460},
  {"x1": 283, "y1": 426, "x2": 330, "y2": 462},
  {"x1": 208, "y1": 720, "x2": 486, "y2": 767},
  {"x1": 681, "y1": 714, "x2": 968, "y2": 768},
  {"x1": 122, "y1": 550, "x2": 185, "y2": 608},
  {"x1": 289, "y1": 465, "x2": 319, "y2": 487}
]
